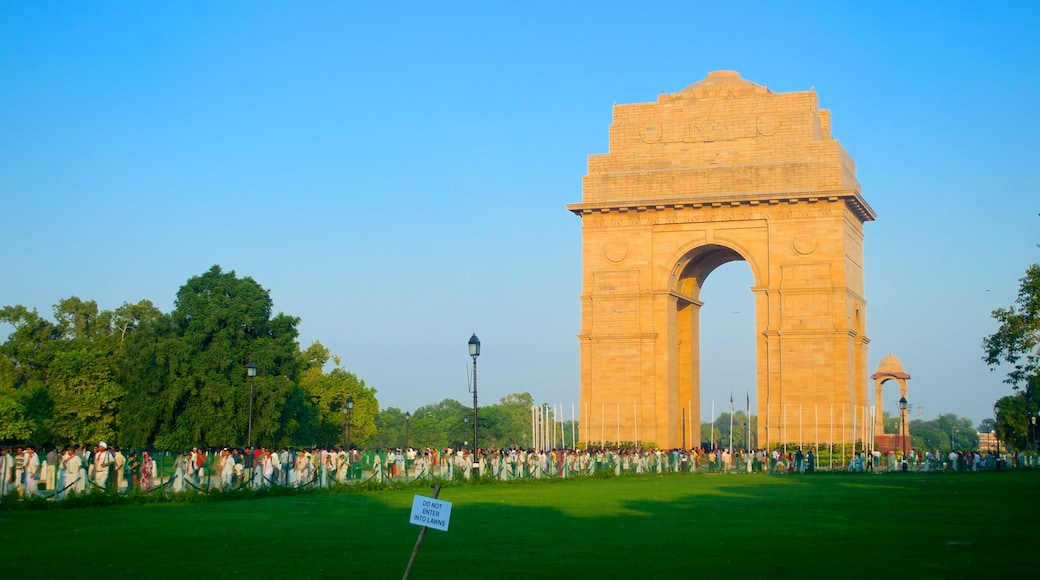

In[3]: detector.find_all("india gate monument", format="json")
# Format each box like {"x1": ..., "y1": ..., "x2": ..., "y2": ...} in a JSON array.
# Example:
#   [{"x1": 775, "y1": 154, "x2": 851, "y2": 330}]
[{"x1": 568, "y1": 71, "x2": 876, "y2": 450}]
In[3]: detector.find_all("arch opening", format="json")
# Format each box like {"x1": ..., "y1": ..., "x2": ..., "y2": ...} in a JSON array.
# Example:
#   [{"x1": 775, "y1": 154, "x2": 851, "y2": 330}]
[{"x1": 670, "y1": 245, "x2": 757, "y2": 450}]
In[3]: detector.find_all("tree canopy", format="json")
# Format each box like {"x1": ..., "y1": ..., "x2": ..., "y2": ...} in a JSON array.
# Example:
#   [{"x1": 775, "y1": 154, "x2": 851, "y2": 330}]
[
  {"x1": 983, "y1": 263, "x2": 1040, "y2": 387},
  {"x1": 0, "y1": 266, "x2": 559, "y2": 452},
  {"x1": 983, "y1": 257, "x2": 1040, "y2": 450}
]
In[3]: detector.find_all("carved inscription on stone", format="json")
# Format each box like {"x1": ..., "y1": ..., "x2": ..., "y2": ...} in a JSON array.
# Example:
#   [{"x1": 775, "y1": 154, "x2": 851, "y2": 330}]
[
  {"x1": 638, "y1": 116, "x2": 781, "y2": 144},
  {"x1": 594, "y1": 271, "x2": 639, "y2": 294},
  {"x1": 593, "y1": 271, "x2": 640, "y2": 333}
]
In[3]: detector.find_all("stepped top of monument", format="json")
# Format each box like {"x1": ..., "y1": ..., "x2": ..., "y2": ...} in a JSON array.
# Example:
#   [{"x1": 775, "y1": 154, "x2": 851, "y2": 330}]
[
  {"x1": 569, "y1": 71, "x2": 875, "y2": 222},
  {"x1": 665, "y1": 70, "x2": 774, "y2": 101}
]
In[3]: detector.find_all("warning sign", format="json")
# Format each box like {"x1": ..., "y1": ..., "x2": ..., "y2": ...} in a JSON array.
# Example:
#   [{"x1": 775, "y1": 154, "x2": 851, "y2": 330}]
[{"x1": 409, "y1": 494, "x2": 452, "y2": 532}]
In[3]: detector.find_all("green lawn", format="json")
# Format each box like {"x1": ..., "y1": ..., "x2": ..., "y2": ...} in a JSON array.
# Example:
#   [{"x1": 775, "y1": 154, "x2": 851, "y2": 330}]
[{"x1": 1, "y1": 471, "x2": 1032, "y2": 578}]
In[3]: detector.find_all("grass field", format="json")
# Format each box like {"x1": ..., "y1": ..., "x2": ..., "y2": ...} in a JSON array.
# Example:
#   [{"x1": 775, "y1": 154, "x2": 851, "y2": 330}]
[{"x1": 1, "y1": 470, "x2": 1033, "y2": 578}]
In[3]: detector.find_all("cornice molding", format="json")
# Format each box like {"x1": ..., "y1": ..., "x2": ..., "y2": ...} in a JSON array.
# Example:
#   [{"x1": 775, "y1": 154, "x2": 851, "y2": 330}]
[{"x1": 567, "y1": 190, "x2": 876, "y2": 223}]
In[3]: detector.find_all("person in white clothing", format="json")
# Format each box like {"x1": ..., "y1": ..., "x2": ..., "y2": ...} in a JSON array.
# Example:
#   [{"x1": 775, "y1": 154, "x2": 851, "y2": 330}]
[
  {"x1": 0, "y1": 448, "x2": 13, "y2": 497},
  {"x1": 62, "y1": 449, "x2": 83, "y2": 497},
  {"x1": 94, "y1": 442, "x2": 113, "y2": 491},
  {"x1": 23, "y1": 446, "x2": 41, "y2": 496},
  {"x1": 219, "y1": 449, "x2": 235, "y2": 488}
]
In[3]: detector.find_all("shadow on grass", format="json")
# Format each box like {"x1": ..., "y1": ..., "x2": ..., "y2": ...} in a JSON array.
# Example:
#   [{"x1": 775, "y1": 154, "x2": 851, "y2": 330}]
[{"x1": 0, "y1": 471, "x2": 1033, "y2": 578}]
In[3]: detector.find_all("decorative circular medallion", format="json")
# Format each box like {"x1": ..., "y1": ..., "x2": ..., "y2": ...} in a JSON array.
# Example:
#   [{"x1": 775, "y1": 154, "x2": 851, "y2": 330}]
[
  {"x1": 756, "y1": 116, "x2": 780, "y2": 136},
  {"x1": 792, "y1": 234, "x2": 818, "y2": 256},
  {"x1": 640, "y1": 125, "x2": 662, "y2": 144},
  {"x1": 604, "y1": 239, "x2": 629, "y2": 263}
]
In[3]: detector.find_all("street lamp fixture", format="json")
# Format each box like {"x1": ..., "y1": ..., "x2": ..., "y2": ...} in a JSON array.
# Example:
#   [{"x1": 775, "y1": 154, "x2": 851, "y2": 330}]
[
  {"x1": 344, "y1": 395, "x2": 354, "y2": 450},
  {"x1": 898, "y1": 396, "x2": 908, "y2": 472},
  {"x1": 468, "y1": 333, "x2": 480, "y2": 479},
  {"x1": 246, "y1": 361, "x2": 257, "y2": 448}
]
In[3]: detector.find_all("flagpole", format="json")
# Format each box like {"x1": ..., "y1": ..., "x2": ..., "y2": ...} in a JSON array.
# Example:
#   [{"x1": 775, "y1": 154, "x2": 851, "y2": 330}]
[
  {"x1": 853, "y1": 405, "x2": 858, "y2": 459},
  {"x1": 729, "y1": 392, "x2": 734, "y2": 454},
  {"x1": 688, "y1": 400, "x2": 692, "y2": 450},
  {"x1": 633, "y1": 401, "x2": 638, "y2": 449},
  {"x1": 829, "y1": 403, "x2": 834, "y2": 471},
  {"x1": 746, "y1": 391, "x2": 751, "y2": 452},
  {"x1": 546, "y1": 405, "x2": 551, "y2": 451}
]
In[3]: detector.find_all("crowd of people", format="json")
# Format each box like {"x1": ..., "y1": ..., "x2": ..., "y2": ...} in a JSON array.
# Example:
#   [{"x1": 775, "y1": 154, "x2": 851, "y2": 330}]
[{"x1": 1, "y1": 442, "x2": 1034, "y2": 499}]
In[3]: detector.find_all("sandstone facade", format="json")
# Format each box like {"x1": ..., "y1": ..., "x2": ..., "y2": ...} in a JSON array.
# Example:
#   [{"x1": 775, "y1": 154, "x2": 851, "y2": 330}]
[{"x1": 568, "y1": 71, "x2": 875, "y2": 449}]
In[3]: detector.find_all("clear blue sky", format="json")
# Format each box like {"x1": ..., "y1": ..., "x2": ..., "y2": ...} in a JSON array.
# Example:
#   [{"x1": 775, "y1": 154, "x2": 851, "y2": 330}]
[{"x1": 2, "y1": 2, "x2": 1037, "y2": 427}]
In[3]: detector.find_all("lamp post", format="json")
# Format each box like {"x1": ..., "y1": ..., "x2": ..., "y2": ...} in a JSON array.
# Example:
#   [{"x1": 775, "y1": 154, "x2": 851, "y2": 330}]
[
  {"x1": 344, "y1": 395, "x2": 354, "y2": 449},
  {"x1": 468, "y1": 333, "x2": 480, "y2": 478},
  {"x1": 898, "y1": 396, "x2": 908, "y2": 472},
  {"x1": 993, "y1": 401, "x2": 1001, "y2": 470},
  {"x1": 342, "y1": 395, "x2": 354, "y2": 448},
  {"x1": 246, "y1": 361, "x2": 257, "y2": 448},
  {"x1": 405, "y1": 411, "x2": 411, "y2": 449},
  {"x1": 1027, "y1": 417, "x2": 1035, "y2": 455}
]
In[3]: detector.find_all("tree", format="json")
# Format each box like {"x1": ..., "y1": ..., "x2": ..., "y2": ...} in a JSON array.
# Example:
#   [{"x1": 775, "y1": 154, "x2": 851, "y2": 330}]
[
  {"x1": 0, "y1": 306, "x2": 58, "y2": 441},
  {"x1": 701, "y1": 411, "x2": 755, "y2": 451},
  {"x1": 296, "y1": 344, "x2": 377, "y2": 448},
  {"x1": 1, "y1": 269, "x2": 381, "y2": 450},
  {"x1": 908, "y1": 413, "x2": 979, "y2": 451},
  {"x1": 983, "y1": 263, "x2": 1040, "y2": 388},
  {"x1": 882, "y1": 412, "x2": 900, "y2": 434},
  {"x1": 48, "y1": 346, "x2": 123, "y2": 444},
  {"x1": 1, "y1": 300, "x2": 127, "y2": 444},
  {"x1": 481, "y1": 393, "x2": 535, "y2": 449},
  {"x1": 125, "y1": 265, "x2": 303, "y2": 449},
  {"x1": 396, "y1": 398, "x2": 470, "y2": 450},
  {"x1": 993, "y1": 378, "x2": 1040, "y2": 451}
]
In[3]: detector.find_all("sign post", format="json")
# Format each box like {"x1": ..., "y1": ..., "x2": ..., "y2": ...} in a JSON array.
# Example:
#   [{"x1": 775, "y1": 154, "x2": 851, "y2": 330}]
[{"x1": 402, "y1": 484, "x2": 452, "y2": 579}]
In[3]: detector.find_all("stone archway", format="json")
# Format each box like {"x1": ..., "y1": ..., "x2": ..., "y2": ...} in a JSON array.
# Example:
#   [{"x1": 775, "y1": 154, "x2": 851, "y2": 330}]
[
  {"x1": 568, "y1": 71, "x2": 876, "y2": 449},
  {"x1": 872, "y1": 354, "x2": 911, "y2": 440}
]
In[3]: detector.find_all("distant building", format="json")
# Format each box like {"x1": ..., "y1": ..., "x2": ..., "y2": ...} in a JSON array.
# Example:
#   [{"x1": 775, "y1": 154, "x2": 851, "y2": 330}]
[{"x1": 977, "y1": 431, "x2": 998, "y2": 451}]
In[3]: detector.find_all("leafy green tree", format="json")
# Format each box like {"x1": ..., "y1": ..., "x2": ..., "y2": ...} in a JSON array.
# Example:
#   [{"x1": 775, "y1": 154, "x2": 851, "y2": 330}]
[
  {"x1": 125, "y1": 265, "x2": 303, "y2": 449},
  {"x1": 296, "y1": 343, "x2": 378, "y2": 447},
  {"x1": 882, "y1": 412, "x2": 900, "y2": 434},
  {"x1": 111, "y1": 299, "x2": 163, "y2": 341},
  {"x1": 909, "y1": 413, "x2": 979, "y2": 451},
  {"x1": 481, "y1": 393, "x2": 535, "y2": 449},
  {"x1": 1, "y1": 301, "x2": 124, "y2": 443},
  {"x1": 0, "y1": 306, "x2": 56, "y2": 441},
  {"x1": 0, "y1": 306, "x2": 59, "y2": 389},
  {"x1": 983, "y1": 263, "x2": 1040, "y2": 387},
  {"x1": 399, "y1": 398, "x2": 470, "y2": 449},
  {"x1": 370, "y1": 407, "x2": 409, "y2": 450},
  {"x1": 115, "y1": 306, "x2": 174, "y2": 447},
  {"x1": 908, "y1": 418, "x2": 951, "y2": 451},
  {"x1": 993, "y1": 379, "x2": 1040, "y2": 451},
  {"x1": 48, "y1": 347, "x2": 122, "y2": 444},
  {"x1": 701, "y1": 411, "x2": 755, "y2": 451}
]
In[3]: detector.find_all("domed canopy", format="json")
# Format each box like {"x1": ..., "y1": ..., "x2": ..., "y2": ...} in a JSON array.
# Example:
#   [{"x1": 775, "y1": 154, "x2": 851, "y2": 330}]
[{"x1": 871, "y1": 353, "x2": 911, "y2": 380}]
